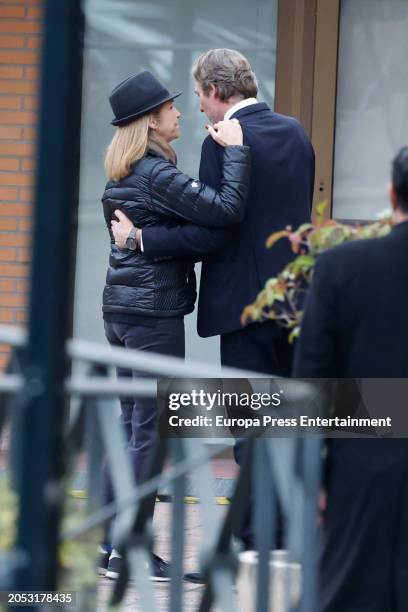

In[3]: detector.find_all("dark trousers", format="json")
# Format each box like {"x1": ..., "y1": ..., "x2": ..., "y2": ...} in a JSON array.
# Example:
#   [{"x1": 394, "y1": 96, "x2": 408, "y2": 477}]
[
  {"x1": 220, "y1": 321, "x2": 293, "y2": 377},
  {"x1": 103, "y1": 318, "x2": 185, "y2": 543},
  {"x1": 321, "y1": 438, "x2": 408, "y2": 612},
  {"x1": 221, "y1": 321, "x2": 294, "y2": 548}
]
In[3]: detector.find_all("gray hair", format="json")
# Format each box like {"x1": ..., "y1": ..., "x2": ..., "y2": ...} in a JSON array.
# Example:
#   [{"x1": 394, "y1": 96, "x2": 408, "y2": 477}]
[{"x1": 193, "y1": 48, "x2": 258, "y2": 101}]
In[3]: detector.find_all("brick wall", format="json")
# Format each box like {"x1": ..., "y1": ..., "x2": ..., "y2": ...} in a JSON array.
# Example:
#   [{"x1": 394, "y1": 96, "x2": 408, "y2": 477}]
[{"x1": 0, "y1": 0, "x2": 43, "y2": 369}]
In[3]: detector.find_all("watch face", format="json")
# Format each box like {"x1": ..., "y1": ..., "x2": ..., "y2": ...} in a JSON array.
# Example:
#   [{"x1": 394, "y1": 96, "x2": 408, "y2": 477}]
[{"x1": 126, "y1": 237, "x2": 137, "y2": 250}]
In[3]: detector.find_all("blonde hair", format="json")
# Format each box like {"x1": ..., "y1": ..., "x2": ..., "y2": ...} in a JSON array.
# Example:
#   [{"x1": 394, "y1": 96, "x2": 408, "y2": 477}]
[{"x1": 105, "y1": 108, "x2": 177, "y2": 181}]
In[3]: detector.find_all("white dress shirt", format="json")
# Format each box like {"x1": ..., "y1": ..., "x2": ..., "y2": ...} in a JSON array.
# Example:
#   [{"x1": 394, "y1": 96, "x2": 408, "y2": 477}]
[{"x1": 224, "y1": 97, "x2": 258, "y2": 120}]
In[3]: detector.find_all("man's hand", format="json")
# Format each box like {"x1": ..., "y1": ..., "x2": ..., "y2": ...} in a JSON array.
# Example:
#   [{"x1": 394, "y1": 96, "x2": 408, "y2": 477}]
[{"x1": 111, "y1": 209, "x2": 135, "y2": 248}]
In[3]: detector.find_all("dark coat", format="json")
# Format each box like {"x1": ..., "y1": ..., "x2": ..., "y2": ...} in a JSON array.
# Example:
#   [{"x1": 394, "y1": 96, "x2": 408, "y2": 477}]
[
  {"x1": 142, "y1": 103, "x2": 315, "y2": 336},
  {"x1": 102, "y1": 146, "x2": 251, "y2": 318},
  {"x1": 293, "y1": 224, "x2": 408, "y2": 612},
  {"x1": 293, "y1": 221, "x2": 408, "y2": 378}
]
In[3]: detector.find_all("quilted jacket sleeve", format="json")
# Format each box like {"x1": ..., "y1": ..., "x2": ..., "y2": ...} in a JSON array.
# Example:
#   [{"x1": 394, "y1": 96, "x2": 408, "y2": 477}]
[{"x1": 147, "y1": 145, "x2": 251, "y2": 227}]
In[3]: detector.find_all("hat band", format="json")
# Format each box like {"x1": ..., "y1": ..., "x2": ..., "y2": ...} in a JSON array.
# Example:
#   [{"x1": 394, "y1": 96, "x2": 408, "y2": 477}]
[{"x1": 119, "y1": 88, "x2": 171, "y2": 120}]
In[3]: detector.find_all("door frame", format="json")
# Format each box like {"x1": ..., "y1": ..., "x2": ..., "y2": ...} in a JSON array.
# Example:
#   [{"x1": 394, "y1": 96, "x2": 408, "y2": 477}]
[{"x1": 275, "y1": 0, "x2": 341, "y2": 220}]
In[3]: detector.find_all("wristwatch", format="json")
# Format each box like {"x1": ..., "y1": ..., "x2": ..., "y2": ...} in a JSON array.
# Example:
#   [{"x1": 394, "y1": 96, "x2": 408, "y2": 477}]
[{"x1": 126, "y1": 227, "x2": 140, "y2": 251}]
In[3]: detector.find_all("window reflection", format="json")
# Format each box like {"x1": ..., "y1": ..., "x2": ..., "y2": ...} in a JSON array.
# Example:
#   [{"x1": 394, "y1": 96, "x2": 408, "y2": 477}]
[
  {"x1": 333, "y1": 0, "x2": 408, "y2": 220},
  {"x1": 75, "y1": 0, "x2": 277, "y2": 362}
]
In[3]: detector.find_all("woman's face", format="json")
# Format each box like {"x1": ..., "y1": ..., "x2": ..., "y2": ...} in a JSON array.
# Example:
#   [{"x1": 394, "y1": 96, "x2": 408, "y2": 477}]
[{"x1": 150, "y1": 100, "x2": 181, "y2": 142}]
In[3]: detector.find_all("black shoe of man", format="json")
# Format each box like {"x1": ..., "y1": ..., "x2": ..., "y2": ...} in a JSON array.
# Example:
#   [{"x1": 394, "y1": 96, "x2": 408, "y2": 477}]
[{"x1": 183, "y1": 571, "x2": 206, "y2": 584}]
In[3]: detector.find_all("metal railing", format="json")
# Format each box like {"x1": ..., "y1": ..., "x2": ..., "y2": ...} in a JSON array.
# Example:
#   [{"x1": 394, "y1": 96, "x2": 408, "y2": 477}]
[
  {"x1": 0, "y1": 324, "x2": 322, "y2": 612},
  {"x1": 0, "y1": 2, "x2": 321, "y2": 609}
]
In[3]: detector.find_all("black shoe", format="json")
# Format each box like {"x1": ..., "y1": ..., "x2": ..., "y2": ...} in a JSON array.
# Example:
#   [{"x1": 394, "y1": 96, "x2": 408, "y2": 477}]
[
  {"x1": 183, "y1": 571, "x2": 206, "y2": 584},
  {"x1": 98, "y1": 546, "x2": 111, "y2": 576},
  {"x1": 106, "y1": 550, "x2": 171, "y2": 582},
  {"x1": 150, "y1": 553, "x2": 171, "y2": 582},
  {"x1": 105, "y1": 549, "x2": 122, "y2": 580}
]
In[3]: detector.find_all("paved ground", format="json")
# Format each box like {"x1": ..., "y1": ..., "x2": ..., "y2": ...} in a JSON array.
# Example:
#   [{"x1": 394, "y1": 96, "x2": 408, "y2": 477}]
[
  {"x1": 1, "y1": 437, "x2": 238, "y2": 611},
  {"x1": 1, "y1": 439, "x2": 300, "y2": 612},
  {"x1": 96, "y1": 501, "x2": 229, "y2": 611}
]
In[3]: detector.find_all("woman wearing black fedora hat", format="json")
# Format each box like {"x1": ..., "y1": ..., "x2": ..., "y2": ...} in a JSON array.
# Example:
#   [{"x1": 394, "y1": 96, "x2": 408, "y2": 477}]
[{"x1": 100, "y1": 70, "x2": 250, "y2": 581}]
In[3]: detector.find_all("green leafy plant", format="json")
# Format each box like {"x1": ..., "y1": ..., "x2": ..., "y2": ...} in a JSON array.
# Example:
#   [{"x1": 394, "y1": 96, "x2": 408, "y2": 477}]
[
  {"x1": 241, "y1": 203, "x2": 393, "y2": 342},
  {"x1": 0, "y1": 473, "x2": 100, "y2": 604},
  {"x1": 0, "y1": 474, "x2": 17, "y2": 551}
]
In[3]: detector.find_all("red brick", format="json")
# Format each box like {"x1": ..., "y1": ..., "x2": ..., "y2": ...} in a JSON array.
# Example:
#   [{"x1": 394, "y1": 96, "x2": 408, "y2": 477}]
[
  {"x1": 26, "y1": 7, "x2": 42, "y2": 19},
  {"x1": 27, "y1": 35, "x2": 41, "y2": 49},
  {"x1": 1, "y1": 0, "x2": 43, "y2": 4},
  {"x1": 21, "y1": 126, "x2": 36, "y2": 140},
  {"x1": 19, "y1": 189, "x2": 34, "y2": 203},
  {"x1": 0, "y1": 50, "x2": 39, "y2": 65},
  {"x1": 21, "y1": 158, "x2": 35, "y2": 171},
  {"x1": 0, "y1": 263, "x2": 28, "y2": 278},
  {"x1": 18, "y1": 247, "x2": 30, "y2": 262},
  {"x1": 0, "y1": 35, "x2": 25, "y2": 49},
  {"x1": 0, "y1": 21, "x2": 41, "y2": 34},
  {"x1": 16, "y1": 278, "x2": 29, "y2": 292},
  {"x1": 0, "y1": 66, "x2": 23, "y2": 79},
  {"x1": 0, "y1": 353, "x2": 11, "y2": 369},
  {"x1": 0, "y1": 279, "x2": 15, "y2": 292},
  {"x1": 0, "y1": 172, "x2": 33, "y2": 186},
  {"x1": 0, "y1": 95, "x2": 21, "y2": 109},
  {"x1": 0, "y1": 218, "x2": 17, "y2": 230},
  {"x1": 0, "y1": 310, "x2": 14, "y2": 323},
  {"x1": 24, "y1": 66, "x2": 39, "y2": 80},
  {"x1": 0, "y1": 203, "x2": 31, "y2": 216},
  {"x1": 0, "y1": 142, "x2": 35, "y2": 155},
  {"x1": 23, "y1": 96, "x2": 37, "y2": 110},
  {"x1": 0, "y1": 248, "x2": 17, "y2": 261},
  {"x1": 0, "y1": 187, "x2": 18, "y2": 200},
  {"x1": 0, "y1": 126, "x2": 21, "y2": 139},
  {"x1": 0, "y1": 233, "x2": 30, "y2": 247},
  {"x1": 0, "y1": 110, "x2": 37, "y2": 125},
  {"x1": 18, "y1": 218, "x2": 32, "y2": 231},
  {"x1": 0, "y1": 6, "x2": 25, "y2": 18},
  {"x1": 0, "y1": 79, "x2": 37, "y2": 94},
  {"x1": 15, "y1": 310, "x2": 27, "y2": 323},
  {"x1": 0, "y1": 293, "x2": 27, "y2": 306},
  {"x1": 0, "y1": 158, "x2": 19, "y2": 170}
]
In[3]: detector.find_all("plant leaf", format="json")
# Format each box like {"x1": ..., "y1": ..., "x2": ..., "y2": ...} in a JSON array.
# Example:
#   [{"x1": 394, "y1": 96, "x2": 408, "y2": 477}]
[{"x1": 266, "y1": 230, "x2": 290, "y2": 249}]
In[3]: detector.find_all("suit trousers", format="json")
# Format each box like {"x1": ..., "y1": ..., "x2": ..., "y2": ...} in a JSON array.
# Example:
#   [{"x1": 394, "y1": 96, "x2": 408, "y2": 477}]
[
  {"x1": 220, "y1": 321, "x2": 294, "y2": 548},
  {"x1": 321, "y1": 438, "x2": 408, "y2": 612},
  {"x1": 103, "y1": 317, "x2": 185, "y2": 542},
  {"x1": 220, "y1": 320, "x2": 294, "y2": 377}
]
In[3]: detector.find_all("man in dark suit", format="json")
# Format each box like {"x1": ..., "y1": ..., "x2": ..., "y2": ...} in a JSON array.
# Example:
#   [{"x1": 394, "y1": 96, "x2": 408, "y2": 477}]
[
  {"x1": 293, "y1": 147, "x2": 408, "y2": 611},
  {"x1": 112, "y1": 48, "x2": 315, "y2": 377},
  {"x1": 112, "y1": 48, "x2": 314, "y2": 557}
]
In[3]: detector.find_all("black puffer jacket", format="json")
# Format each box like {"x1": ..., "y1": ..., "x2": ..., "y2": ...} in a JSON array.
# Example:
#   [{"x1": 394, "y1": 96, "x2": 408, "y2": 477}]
[{"x1": 102, "y1": 145, "x2": 250, "y2": 318}]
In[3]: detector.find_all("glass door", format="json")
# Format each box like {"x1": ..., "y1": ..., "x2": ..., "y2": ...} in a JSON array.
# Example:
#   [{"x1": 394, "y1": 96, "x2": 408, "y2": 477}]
[{"x1": 332, "y1": 0, "x2": 408, "y2": 220}]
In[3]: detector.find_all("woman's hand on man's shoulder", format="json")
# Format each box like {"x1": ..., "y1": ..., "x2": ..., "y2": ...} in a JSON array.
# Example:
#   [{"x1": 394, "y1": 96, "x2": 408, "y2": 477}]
[{"x1": 206, "y1": 118, "x2": 243, "y2": 147}]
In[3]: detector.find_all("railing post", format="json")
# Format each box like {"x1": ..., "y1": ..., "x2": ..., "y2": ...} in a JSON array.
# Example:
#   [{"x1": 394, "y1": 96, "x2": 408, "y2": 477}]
[
  {"x1": 255, "y1": 439, "x2": 275, "y2": 612},
  {"x1": 14, "y1": 0, "x2": 84, "y2": 599},
  {"x1": 170, "y1": 438, "x2": 187, "y2": 612}
]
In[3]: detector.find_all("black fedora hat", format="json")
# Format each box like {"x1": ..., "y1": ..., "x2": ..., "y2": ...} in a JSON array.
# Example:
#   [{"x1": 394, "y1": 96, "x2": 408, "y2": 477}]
[{"x1": 109, "y1": 70, "x2": 182, "y2": 127}]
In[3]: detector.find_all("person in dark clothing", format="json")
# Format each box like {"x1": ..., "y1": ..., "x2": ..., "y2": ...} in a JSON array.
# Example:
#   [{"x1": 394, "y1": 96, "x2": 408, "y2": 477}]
[
  {"x1": 111, "y1": 50, "x2": 315, "y2": 561},
  {"x1": 100, "y1": 70, "x2": 251, "y2": 580},
  {"x1": 112, "y1": 51, "x2": 314, "y2": 377},
  {"x1": 293, "y1": 146, "x2": 408, "y2": 611}
]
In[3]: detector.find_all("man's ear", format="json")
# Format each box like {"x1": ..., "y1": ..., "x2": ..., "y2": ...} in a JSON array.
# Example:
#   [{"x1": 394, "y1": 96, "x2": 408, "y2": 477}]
[
  {"x1": 388, "y1": 183, "x2": 398, "y2": 210},
  {"x1": 207, "y1": 83, "x2": 219, "y2": 99}
]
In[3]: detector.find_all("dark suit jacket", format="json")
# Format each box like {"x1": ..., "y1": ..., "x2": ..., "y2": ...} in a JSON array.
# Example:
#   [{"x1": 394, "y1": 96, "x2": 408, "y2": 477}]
[
  {"x1": 293, "y1": 221, "x2": 408, "y2": 378},
  {"x1": 143, "y1": 103, "x2": 315, "y2": 337}
]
